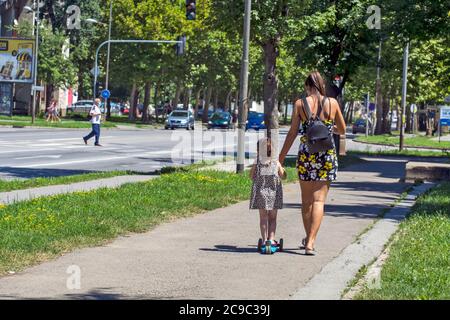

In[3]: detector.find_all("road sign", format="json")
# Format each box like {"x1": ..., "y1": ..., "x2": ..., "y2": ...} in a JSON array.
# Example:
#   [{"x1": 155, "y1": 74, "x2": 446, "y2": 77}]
[
  {"x1": 101, "y1": 89, "x2": 110, "y2": 99},
  {"x1": 369, "y1": 103, "x2": 376, "y2": 112},
  {"x1": 410, "y1": 104, "x2": 417, "y2": 114},
  {"x1": 90, "y1": 67, "x2": 99, "y2": 77}
]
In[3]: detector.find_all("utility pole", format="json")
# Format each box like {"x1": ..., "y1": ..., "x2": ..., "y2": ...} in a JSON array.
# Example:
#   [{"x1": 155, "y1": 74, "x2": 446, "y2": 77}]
[
  {"x1": 236, "y1": 0, "x2": 251, "y2": 174},
  {"x1": 399, "y1": 42, "x2": 409, "y2": 151},
  {"x1": 104, "y1": 0, "x2": 113, "y2": 118},
  {"x1": 31, "y1": 0, "x2": 40, "y2": 124},
  {"x1": 374, "y1": 39, "x2": 382, "y2": 134}
]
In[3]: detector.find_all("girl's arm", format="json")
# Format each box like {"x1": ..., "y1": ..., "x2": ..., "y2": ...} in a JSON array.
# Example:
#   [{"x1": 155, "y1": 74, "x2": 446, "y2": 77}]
[
  {"x1": 277, "y1": 162, "x2": 287, "y2": 180},
  {"x1": 279, "y1": 99, "x2": 301, "y2": 165}
]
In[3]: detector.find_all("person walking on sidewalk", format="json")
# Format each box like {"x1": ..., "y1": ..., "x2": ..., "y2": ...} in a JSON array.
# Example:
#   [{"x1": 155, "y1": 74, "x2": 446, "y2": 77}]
[
  {"x1": 250, "y1": 137, "x2": 286, "y2": 250},
  {"x1": 83, "y1": 98, "x2": 103, "y2": 146},
  {"x1": 279, "y1": 71, "x2": 346, "y2": 255}
]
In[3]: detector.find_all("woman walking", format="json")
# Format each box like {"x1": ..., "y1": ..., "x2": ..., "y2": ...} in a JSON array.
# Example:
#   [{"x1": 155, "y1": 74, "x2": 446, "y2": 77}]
[{"x1": 279, "y1": 71, "x2": 346, "y2": 255}]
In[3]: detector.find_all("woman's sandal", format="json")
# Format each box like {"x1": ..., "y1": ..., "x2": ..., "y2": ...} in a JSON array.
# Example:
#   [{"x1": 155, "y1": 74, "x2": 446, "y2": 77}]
[
  {"x1": 300, "y1": 238, "x2": 307, "y2": 249},
  {"x1": 305, "y1": 247, "x2": 317, "y2": 256}
]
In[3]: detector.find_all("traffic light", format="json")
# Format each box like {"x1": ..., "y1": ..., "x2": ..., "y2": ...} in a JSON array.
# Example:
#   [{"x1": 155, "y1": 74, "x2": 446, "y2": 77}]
[{"x1": 186, "y1": 1, "x2": 196, "y2": 20}]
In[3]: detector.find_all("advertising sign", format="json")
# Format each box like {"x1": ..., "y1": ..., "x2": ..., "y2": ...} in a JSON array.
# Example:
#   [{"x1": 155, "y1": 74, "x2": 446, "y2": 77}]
[
  {"x1": 440, "y1": 106, "x2": 450, "y2": 126},
  {"x1": 0, "y1": 38, "x2": 34, "y2": 83}
]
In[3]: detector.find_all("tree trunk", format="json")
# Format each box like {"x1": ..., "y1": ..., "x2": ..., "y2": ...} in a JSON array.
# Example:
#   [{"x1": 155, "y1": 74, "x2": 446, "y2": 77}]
[
  {"x1": 224, "y1": 89, "x2": 232, "y2": 112},
  {"x1": 202, "y1": 87, "x2": 213, "y2": 123},
  {"x1": 194, "y1": 88, "x2": 202, "y2": 118},
  {"x1": 382, "y1": 94, "x2": 390, "y2": 133},
  {"x1": 142, "y1": 81, "x2": 151, "y2": 124},
  {"x1": 405, "y1": 103, "x2": 412, "y2": 133},
  {"x1": 263, "y1": 40, "x2": 279, "y2": 137},
  {"x1": 213, "y1": 88, "x2": 219, "y2": 111},
  {"x1": 374, "y1": 80, "x2": 383, "y2": 135},
  {"x1": 234, "y1": 90, "x2": 239, "y2": 113},
  {"x1": 129, "y1": 83, "x2": 137, "y2": 121},
  {"x1": 173, "y1": 83, "x2": 182, "y2": 109},
  {"x1": 389, "y1": 97, "x2": 394, "y2": 134}
]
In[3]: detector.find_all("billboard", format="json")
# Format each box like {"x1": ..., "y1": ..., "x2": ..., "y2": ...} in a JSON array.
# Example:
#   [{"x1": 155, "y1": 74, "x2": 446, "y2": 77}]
[
  {"x1": 0, "y1": 38, "x2": 34, "y2": 83},
  {"x1": 440, "y1": 106, "x2": 450, "y2": 126}
]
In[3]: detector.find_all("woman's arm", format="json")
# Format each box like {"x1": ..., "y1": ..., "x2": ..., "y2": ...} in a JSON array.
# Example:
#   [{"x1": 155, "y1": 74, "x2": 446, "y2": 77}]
[
  {"x1": 333, "y1": 99, "x2": 346, "y2": 135},
  {"x1": 249, "y1": 163, "x2": 256, "y2": 180},
  {"x1": 279, "y1": 100, "x2": 301, "y2": 165}
]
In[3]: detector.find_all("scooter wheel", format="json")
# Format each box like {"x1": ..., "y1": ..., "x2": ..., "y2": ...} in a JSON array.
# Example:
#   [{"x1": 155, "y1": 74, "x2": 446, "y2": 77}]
[
  {"x1": 257, "y1": 238, "x2": 263, "y2": 253},
  {"x1": 279, "y1": 238, "x2": 284, "y2": 252},
  {"x1": 265, "y1": 240, "x2": 272, "y2": 255}
]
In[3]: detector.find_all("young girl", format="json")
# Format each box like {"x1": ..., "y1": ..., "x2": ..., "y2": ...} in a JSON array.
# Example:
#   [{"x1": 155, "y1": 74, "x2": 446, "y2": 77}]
[{"x1": 250, "y1": 137, "x2": 286, "y2": 249}]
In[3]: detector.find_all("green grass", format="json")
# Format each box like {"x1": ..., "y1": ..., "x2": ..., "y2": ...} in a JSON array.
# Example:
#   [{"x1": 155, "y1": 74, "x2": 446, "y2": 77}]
[
  {"x1": 356, "y1": 134, "x2": 450, "y2": 150},
  {"x1": 0, "y1": 171, "x2": 134, "y2": 193},
  {"x1": 0, "y1": 170, "x2": 255, "y2": 274},
  {"x1": 0, "y1": 115, "x2": 116, "y2": 129},
  {"x1": 355, "y1": 182, "x2": 450, "y2": 300}
]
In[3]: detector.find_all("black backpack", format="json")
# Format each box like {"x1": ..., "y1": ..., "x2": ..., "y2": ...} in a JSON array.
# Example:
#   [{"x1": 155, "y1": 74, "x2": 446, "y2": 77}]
[{"x1": 302, "y1": 96, "x2": 334, "y2": 154}]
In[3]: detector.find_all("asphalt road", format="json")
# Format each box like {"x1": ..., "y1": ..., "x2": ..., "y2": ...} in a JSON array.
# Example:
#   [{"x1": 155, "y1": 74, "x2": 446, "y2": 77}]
[
  {"x1": 1, "y1": 124, "x2": 435, "y2": 181},
  {"x1": 0, "y1": 126, "x2": 299, "y2": 180}
]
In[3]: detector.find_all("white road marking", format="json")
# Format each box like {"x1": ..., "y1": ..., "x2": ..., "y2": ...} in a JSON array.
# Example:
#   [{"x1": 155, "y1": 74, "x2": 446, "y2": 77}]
[{"x1": 14, "y1": 155, "x2": 62, "y2": 160}]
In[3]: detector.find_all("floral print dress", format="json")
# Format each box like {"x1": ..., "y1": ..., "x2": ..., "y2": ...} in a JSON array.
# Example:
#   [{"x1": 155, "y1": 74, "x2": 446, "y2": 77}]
[
  {"x1": 297, "y1": 119, "x2": 338, "y2": 181},
  {"x1": 250, "y1": 159, "x2": 283, "y2": 210}
]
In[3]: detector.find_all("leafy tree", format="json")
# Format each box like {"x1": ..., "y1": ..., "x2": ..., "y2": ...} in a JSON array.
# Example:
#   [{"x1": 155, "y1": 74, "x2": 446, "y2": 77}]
[{"x1": 212, "y1": 0, "x2": 311, "y2": 132}]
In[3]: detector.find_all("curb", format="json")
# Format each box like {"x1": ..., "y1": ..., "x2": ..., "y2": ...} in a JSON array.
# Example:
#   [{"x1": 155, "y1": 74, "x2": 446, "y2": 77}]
[
  {"x1": 0, "y1": 175, "x2": 156, "y2": 205},
  {"x1": 352, "y1": 139, "x2": 449, "y2": 152},
  {"x1": 290, "y1": 182, "x2": 435, "y2": 300}
]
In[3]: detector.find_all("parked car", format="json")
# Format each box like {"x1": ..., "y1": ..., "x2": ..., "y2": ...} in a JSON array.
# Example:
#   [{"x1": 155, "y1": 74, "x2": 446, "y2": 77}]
[
  {"x1": 352, "y1": 118, "x2": 367, "y2": 134},
  {"x1": 67, "y1": 100, "x2": 94, "y2": 114},
  {"x1": 197, "y1": 108, "x2": 214, "y2": 119},
  {"x1": 246, "y1": 111, "x2": 266, "y2": 131},
  {"x1": 120, "y1": 105, "x2": 130, "y2": 115},
  {"x1": 165, "y1": 110, "x2": 195, "y2": 130},
  {"x1": 207, "y1": 111, "x2": 233, "y2": 130},
  {"x1": 99, "y1": 102, "x2": 121, "y2": 115}
]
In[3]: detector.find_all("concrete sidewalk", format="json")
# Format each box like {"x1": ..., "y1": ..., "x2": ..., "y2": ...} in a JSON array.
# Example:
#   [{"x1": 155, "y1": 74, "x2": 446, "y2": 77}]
[
  {"x1": 0, "y1": 175, "x2": 156, "y2": 205},
  {"x1": 0, "y1": 157, "x2": 414, "y2": 299}
]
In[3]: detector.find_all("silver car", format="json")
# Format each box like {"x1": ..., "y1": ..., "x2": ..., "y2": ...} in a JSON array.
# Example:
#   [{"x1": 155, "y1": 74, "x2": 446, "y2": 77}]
[
  {"x1": 67, "y1": 100, "x2": 94, "y2": 114},
  {"x1": 165, "y1": 110, "x2": 195, "y2": 130}
]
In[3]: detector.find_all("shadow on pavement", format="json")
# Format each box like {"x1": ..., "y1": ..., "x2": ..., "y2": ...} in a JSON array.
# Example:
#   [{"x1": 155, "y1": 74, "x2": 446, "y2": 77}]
[
  {"x1": 0, "y1": 288, "x2": 175, "y2": 300},
  {"x1": 0, "y1": 167, "x2": 92, "y2": 179},
  {"x1": 199, "y1": 245, "x2": 303, "y2": 256}
]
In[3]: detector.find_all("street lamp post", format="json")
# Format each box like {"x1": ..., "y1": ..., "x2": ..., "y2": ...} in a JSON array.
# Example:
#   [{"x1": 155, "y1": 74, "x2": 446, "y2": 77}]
[
  {"x1": 236, "y1": 0, "x2": 251, "y2": 174},
  {"x1": 399, "y1": 42, "x2": 410, "y2": 152},
  {"x1": 29, "y1": 0, "x2": 40, "y2": 124}
]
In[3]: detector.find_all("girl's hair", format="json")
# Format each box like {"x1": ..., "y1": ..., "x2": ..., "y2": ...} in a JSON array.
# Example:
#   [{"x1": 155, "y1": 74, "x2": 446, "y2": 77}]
[
  {"x1": 257, "y1": 138, "x2": 271, "y2": 158},
  {"x1": 305, "y1": 71, "x2": 326, "y2": 96}
]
